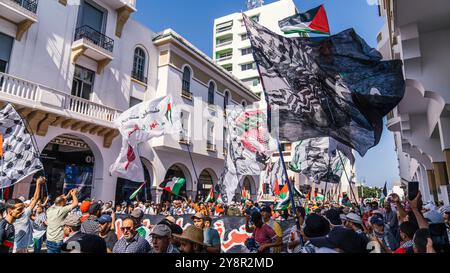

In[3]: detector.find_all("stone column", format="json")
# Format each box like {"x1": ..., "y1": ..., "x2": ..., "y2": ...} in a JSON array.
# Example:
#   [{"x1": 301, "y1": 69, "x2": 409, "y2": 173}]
[
  {"x1": 426, "y1": 169, "x2": 439, "y2": 203},
  {"x1": 433, "y1": 162, "x2": 449, "y2": 186},
  {"x1": 443, "y1": 150, "x2": 450, "y2": 185}
]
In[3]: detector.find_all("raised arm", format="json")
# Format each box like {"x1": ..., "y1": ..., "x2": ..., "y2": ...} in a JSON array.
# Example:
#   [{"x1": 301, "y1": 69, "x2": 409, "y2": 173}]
[
  {"x1": 69, "y1": 189, "x2": 79, "y2": 209},
  {"x1": 391, "y1": 193, "x2": 407, "y2": 223},
  {"x1": 409, "y1": 191, "x2": 429, "y2": 229},
  {"x1": 29, "y1": 177, "x2": 46, "y2": 210}
]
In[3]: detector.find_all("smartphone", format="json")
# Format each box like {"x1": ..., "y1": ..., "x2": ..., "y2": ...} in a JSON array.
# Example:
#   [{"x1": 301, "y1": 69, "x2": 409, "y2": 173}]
[{"x1": 408, "y1": 181, "x2": 419, "y2": 201}]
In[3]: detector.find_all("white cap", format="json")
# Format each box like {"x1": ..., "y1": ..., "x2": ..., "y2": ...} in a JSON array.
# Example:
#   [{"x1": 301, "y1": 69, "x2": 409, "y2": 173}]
[{"x1": 345, "y1": 212, "x2": 363, "y2": 224}]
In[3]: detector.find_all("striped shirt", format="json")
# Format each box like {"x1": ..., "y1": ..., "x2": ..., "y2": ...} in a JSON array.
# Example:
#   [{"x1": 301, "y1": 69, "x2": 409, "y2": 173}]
[{"x1": 113, "y1": 233, "x2": 151, "y2": 253}]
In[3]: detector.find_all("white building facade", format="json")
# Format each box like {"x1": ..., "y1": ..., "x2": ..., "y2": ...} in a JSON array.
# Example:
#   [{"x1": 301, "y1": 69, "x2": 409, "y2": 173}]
[
  {"x1": 377, "y1": 0, "x2": 450, "y2": 205},
  {"x1": 0, "y1": 0, "x2": 259, "y2": 203}
]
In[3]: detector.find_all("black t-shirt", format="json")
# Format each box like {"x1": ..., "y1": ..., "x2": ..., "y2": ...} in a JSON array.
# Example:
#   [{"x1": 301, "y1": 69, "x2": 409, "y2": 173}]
[
  {"x1": 0, "y1": 219, "x2": 15, "y2": 253},
  {"x1": 61, "y1": 232, "x2": 107, "y2": 253},
  {"x1": 101, "y1": 230, "x2": 118, "y2": 251}
]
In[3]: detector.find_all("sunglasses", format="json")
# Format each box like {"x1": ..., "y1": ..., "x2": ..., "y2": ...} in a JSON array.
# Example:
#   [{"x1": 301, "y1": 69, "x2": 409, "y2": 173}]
[{"x1": 120, "y1": 227, "x2": 133, "y2": 231}]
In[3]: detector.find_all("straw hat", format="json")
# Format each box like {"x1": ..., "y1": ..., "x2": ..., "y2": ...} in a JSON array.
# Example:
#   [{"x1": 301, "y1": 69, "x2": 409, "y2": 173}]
[{"x1": 173, "y1": 225, "x2": 204, "y2": 246}]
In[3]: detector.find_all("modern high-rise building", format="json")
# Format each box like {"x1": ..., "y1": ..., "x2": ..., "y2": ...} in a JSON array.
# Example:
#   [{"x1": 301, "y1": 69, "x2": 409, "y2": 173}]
[{"x1": 212, "y1": 0, "x2": 298, "y2": 97}]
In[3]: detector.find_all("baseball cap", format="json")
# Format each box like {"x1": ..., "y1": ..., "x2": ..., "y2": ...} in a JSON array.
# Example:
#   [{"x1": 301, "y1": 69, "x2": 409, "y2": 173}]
[
  {"x1": 310, "y1": 226, "x2": 367, "y2": 253},
  {"x1": 80, "y1": 201, "x2": 92, "y2": 213},
  {"x1": 261, "y1": 206, "x2": 272, "y2": 213},
  {"x1": 64, "y1": 214, "x2": 81, "y2": 227},
  {"x1": 131, "y1": 208, "x2": 144, "y2": 219},
  {"x1": 165, "y1": 216, "x2": 176, "y2": 224},
  {"x1": 98, "y1": 214, "x2": 112, "y2": 224},
  {"x1": 151, "y1": 224, "x2": 172, "y2": 237},
  {"x1": 369, "y1": 214, "x2": 384, "y2": 226}
]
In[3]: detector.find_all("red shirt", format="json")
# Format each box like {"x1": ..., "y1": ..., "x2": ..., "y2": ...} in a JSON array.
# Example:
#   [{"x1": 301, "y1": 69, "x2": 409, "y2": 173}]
[{"x1": 252, "y1": 224, "x2": 277, "y2": 246}]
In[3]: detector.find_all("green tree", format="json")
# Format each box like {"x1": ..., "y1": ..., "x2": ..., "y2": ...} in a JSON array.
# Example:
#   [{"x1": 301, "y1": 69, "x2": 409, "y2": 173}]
[{"x1": 358, "y1": 186, "x2": 381, "y2": 199}]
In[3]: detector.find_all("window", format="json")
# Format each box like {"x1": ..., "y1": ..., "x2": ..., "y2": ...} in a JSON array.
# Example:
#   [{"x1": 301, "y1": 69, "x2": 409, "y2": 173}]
[
  {"x1": 129, "y1": 97, "x2": 142, "y2": 108},
  {"x1": 77, "y1": 0, "x2": 106, "y2": 33},
  {"x1": 217, "y1": 36, "x2": 233, "y2": 47},
  {"x1": 241, "y1": 33, "x2": 248, "y2": 41},
  {"x1": 216, "y1": 21, "x2": 233, "y2": 33},
  {"x1": 241, "y1": 47, "x2": 252, "y2": 56},
  {"x1": 0, "y1": 33, "x2": 14, "y2": 73},
  {"x1": 222, "y1": 65, "x2": 232, "y2": 72},
  {"x1": 208, "y1": 82, "x2": 215, "y2": 105},
  {"x1": 207, "y1": 121, "x2": 215, "y2": 150},
  {"x1": 71, "y1": 65, "x2": 95, "y2": 100},
  {"x1": 242, "y1": 101, "x2": 247, "y2": 107},
  {"x1": 132, "y1": 47, "x2": 147, "y2": 83},
  {"x1": 217, "y1": 51, "x2": 232, "y2": 60},
  {"x1": 182, "y1": 66, "x2": 191, "y2": 93},
  {"x1": 223, "y1": 91, "x2": 229, "y2": 114},
  {"x1": 223, "y1": 127, "x2": 228, "y2": 154},
  {"x1": 241, "y1": 62, "x2": 256, "y2": 71},
  {"x1": 243, "y1": 77, "x2": 260, "y2": 87},
  {"x1": 180, "y1": 110, "x2": 190, "y2": 142}
]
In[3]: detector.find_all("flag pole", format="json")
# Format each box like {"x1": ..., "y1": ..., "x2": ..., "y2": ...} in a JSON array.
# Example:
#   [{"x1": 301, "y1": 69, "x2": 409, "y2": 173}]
[
  {"x1": 338, "y1": 152, "x2": 361, "y2": 212},
  {"x1": 184, "y1": 142, "x2": 199, "y2": 200}
]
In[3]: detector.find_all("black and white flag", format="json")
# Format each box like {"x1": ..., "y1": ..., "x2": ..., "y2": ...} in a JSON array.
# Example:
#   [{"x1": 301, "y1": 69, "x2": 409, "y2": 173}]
[
  {"x1": 0, "y1": 104, "x2": 43, "y2": 189},
  {"x1": 243, "y1": 15, "x2": 405, "y2": 156},
  {"x1": 289, "y1": 138, "x2": 349, "y2": 184}
]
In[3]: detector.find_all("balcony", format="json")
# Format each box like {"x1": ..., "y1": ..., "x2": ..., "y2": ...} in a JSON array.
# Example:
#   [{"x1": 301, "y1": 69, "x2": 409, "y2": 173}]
[
  {"x1": 216, "y1": 25, "x2": 232, "y2": 34},
  {"x1": 207, "y1": 141, "x2": 216, "y2": 152},
  {"x1": 71, "y1": 26, "x2": 114, "y2": 74},
  {"x1": 217, "y1": 55, "x2": 232, "y2": 62},
  {"x1": 387, "y1": 110, "x2": 401, "y2": 132},
  {"x1": 179, "y1": 131, "x2": 191, "y2": 145},
  {"x1": 0, "y1": 0, "x2": 39, "y2": 41},
  {"x1": 0, "y1": 72, "x2": 121, "y2": 148},
  {"x1": 216, "y1": 39, "x2": 233, "y2": 48}
]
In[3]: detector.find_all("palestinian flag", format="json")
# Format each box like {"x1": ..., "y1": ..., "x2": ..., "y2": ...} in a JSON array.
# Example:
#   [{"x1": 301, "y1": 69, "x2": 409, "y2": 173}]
[
  {"x1": 129, "y1": 182, "x2": 145, "y2": 200},
  {"x1": 278, "y1": 4, "x2": 330, "y2": 35},
  {"x1": 166, "y1": 102, "x2": 173, "y2": 124},
  {"x1": 216, "y1": 194, "x2": 224, "y2": 204},
  {"x1": 315, "y1": 193, "x2": 325, "y2": 202},
  {"x1": 275, "y1": 184, "x2": 290, "y2": 211},
  {"x1": 205, "y1": 187, "x2": 214, "y2": 203},
  {"x1": 159, "y1": 177, "x2": 186, "y2": 196},
  {"x1": 273, "y1": 177, "x2": 280, "y2": 196}
]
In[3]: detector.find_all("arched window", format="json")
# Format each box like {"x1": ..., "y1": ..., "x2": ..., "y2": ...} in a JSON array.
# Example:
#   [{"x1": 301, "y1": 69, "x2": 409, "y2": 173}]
[
  {"x1": 241, "y1": 100, "x2": 247, "y2": 107},
  {"x1": 208, "y1": 82, "x2": 215, "y2": 105},
  {"x1": 182, "y1": 66, "x2": 191, "y2": 93},
  {"x1": 132, "y1": 47, "x2": 147, "y2": 83},
  {"x1": 223, "y1": 91, "x2": 229, "y2": 114}
]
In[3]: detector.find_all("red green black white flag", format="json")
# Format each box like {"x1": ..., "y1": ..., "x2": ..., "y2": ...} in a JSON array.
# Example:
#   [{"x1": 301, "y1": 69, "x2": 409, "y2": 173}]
[
  {"x1": 278, "y1": 4, "x2": 330, "y2": 35},
  {"x1": 159, "y1": 177, "x2": 186, "y2": 196}
]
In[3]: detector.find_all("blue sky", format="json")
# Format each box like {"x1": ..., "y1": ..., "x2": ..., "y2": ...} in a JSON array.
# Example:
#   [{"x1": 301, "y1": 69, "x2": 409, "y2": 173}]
[{"x1": 133, "y1": 0, "x2": 400, "y2": 188}]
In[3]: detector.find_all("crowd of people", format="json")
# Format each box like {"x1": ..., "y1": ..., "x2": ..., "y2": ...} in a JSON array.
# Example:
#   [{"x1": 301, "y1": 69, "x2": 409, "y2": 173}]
[{"x1": 1, "y1": 176, "x2": 450, "y2": 254}]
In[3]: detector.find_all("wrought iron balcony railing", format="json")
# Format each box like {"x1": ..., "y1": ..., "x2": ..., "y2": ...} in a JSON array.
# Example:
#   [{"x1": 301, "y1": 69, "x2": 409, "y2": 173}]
[
  {"x1": 11, "y1": 0, "x2": 38, "y2": 13},
  {"x1": 74, "y1": 25, "x2": 114, "y2": 53}
]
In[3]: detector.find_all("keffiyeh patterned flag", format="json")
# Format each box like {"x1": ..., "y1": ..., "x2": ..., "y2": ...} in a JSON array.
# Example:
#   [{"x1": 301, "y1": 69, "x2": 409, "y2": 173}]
[
  {"x1": 216, "y1": 104, "x2": 277, "y2": 204},
  {"x1": 110, "y1": 96, "x2": 181, "y2": 182},
  {"x1": 244, "y1": 15, "x2": 405, "y2": 156},
  {"x1": 0, "y1": 104, "x2": 43, "y2": 189},
  {"x1": 289, "y1": 137, "x2": 350, "y2": 184}
]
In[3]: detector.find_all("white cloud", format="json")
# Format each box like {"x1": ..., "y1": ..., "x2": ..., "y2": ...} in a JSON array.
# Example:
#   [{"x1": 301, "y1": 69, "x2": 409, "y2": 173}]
[{"x1": 367, "y1": 0, "x2": 378, "y2": 5}]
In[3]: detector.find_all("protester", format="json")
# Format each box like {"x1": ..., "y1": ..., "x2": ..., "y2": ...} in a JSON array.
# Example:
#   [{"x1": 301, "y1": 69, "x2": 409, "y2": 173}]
[
  {"x1": 384, "y1": 201, "x2": 399, "y2": 239},
  {"x1": 308, "y1": 226, "x2": 367, "y2": 253},
  {"x1": 368, "y1": 213, "x2": 399, "y2": 252},
  {"x1": 81, "y1": 202, "x2": 102, "y2": 235},
  {"x1": 79, "y1": 200, "x2": 92, "y2": 222},
  {"x1": 245, "y1": 211, "x2": 278, "y2": 253},
  {"x1": 31, "y1": 199, "x2": 48, "y2": 253},
  {"x1": 98, "y1": 214, "x2": 117, "y2": 253},
  {"x1": 174, "y1": 225, "x2": 205, "y2": 253},
  {"x1": 247, "y1": 206, "x2": 283, "y2": 253},
  {"x1": 0, "y1": 199, "x2": 25, "y2": 253},
  {"x1": 150, "y1": 224, "x2": 179, "y2": 253},
  {"x1": 191, "y1": 213, "x2": 221, "y2": 253},
  {"x1": 393, "y1": 221, "x2": 418, "y2": 253},
  {"x1": 343, "y1": 212, "x2": 369, "y2": 245},
  {"x1": 61, "y1": 214, "x2": 106, "y2": 253},
  {"x1": 298, "y1": 213, "x2": 331, "y2": 253},
  {"x1": 287, "y1": 207, "x2": 306, "y2": 253},
  {"x1": 130, "y1": 208, "x2": 152, "y2": 245},
  {"x1": 46, "y1": 189, "x2": 79, "y2": 253},
  {"x1": 13, "y1": 177, "x2": 45, "y2": 253},
  {"x1": 113, "y1": 217, "x2": 151, "y2": 253}
]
